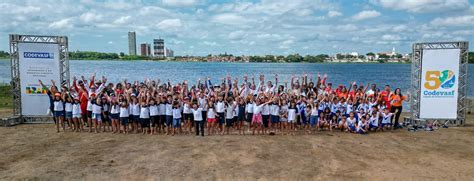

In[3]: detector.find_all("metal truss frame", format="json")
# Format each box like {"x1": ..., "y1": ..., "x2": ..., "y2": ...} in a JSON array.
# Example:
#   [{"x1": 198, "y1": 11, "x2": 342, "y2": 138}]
[
  {"x1": 411, "y1": 41, "x2": 469, "y2": 126},
  {"x1": 7, "y1": 34, "x2": 69, "y2": 125}
]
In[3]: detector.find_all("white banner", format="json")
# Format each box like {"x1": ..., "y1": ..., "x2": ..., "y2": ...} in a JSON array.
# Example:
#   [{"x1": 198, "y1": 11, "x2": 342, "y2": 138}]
[
  {"x1": 420, "y1": 49, "x2": 460, "y2": 119},
  {"x1": 18, "y1": 43, "x2": 60, "y2": 116}
]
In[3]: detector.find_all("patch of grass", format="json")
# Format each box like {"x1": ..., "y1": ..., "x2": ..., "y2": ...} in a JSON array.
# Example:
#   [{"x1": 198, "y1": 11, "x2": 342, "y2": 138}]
[{"x1": 0, "y1": 85, "x2": 12, "y2": 109}]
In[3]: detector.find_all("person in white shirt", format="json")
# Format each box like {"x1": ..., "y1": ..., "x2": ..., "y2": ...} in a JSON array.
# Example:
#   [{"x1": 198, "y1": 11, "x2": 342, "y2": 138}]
[
  {"x1": 119, "y1": 97, "x2": 129, "y2": 134},
  {"x1": 72, "y1": 97, "x2": 82, "y2": 132},
  {"x1": 369, "y1": 111, "x2": 380, "y2": 132},
  {"x1": 207, "y1": 101, "x2": 217, "y2": 135},
  {"x1": 165, "y1": 96, "x2": 173, "y2": 135},
  {"x1": 191, "y1": 102, "x2": 204, "y2": 136},
  {"x1": 172, "y1": 100, "x2": 182, "y2": 136},
  {"x1": 53, "y1": 92, "x2": 65, "y2": 133},
  {"x1": 91, "y1": 97, "x2": 103, "y2": 133},
  {"x1": 381, "y1": 108, "x2": 394, "y2": 131},
  {"x1": 149, "y1": 98, "x2": 159, "y2": 135},
  {"x1": 139, "y1": 95, "x2": 150, "y2": 135}
]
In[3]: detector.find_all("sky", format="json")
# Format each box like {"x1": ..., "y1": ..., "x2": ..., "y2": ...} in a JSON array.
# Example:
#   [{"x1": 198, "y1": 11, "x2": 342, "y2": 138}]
[{"x1": 0, "y1": 0, "x2": 473, "y2": 56}]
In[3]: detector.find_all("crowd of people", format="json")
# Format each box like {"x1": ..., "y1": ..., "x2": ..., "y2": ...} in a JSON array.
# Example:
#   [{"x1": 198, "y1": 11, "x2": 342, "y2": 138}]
[{"x1": 39, "y1": 73, "x2": 409, "y2": 136}]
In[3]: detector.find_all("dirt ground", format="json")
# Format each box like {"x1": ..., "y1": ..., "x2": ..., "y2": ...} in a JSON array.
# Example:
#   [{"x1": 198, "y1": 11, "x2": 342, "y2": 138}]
[{"x1": 1, "y1": 111, "x2": 474, "y2": 180}]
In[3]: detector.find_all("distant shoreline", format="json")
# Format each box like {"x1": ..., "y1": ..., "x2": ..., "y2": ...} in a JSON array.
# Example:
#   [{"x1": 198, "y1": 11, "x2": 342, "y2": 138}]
[{"x1": 0, "y1": 58, "x2": 411, "y2": 64}]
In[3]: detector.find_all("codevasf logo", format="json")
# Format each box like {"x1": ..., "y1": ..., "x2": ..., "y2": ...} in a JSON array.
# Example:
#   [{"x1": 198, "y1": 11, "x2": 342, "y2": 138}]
[
  {"x1": 423, "y1": 70, "x2": 455, "y2": 97},
  {"x1": 24, "y1": 52, "x2": 54, "y2": 59}
]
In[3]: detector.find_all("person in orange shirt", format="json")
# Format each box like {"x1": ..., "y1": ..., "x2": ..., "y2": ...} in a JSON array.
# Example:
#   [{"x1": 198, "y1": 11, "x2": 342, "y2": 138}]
[{"x1": 389, "y1": 88, "x2": 410, "y2": 129}]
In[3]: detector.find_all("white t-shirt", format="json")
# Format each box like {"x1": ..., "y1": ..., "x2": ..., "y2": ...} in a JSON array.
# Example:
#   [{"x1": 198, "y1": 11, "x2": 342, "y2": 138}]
[
  {"x1": 140, "y1": 106, "x2": 150, "y2": 119},
  {"x1": 172, "y1": 108, "x2": 182, "y2": 118},
  {"x1": 183, "y1": 103, "x2": 192, "y2": 114},
  {"x1": 288, "y1": 108, "x2": 296, "y2": 121},
  {"x1": 54, "y1": 100, "x2": 64, "y2": 111},
  {"x1": 270, "y1": 104, "x2": 280, "y2": 116},
  {"x1": 192, "y1": 108, "x2": 203, "y2": 121},
  {"x1": 246, "y1": 103, "x2": 254, "y2": 113},
  {"x1": 311, "y1": 107, "x2": 318, "y2": 116},
  {"x1": 150, "y1": 105, "x2": 159, "y2": 116},
  {"x1": 369, "y1": 113, "x2": 379, "y2": 126},
  {"x1": 226, "y1": 105, "x2": 234, "y2": 119},
  {"x1": 165, "y1": 103, "x2": 173, "y2": 116},
  {"x1": 158, "y1": 103, "x2": 166, "y2": 115},
  {"x1": 72, "y1": 103, "x2": 81, "y2": 115},
  {"x1": 253, "y1": 104, "x2": 263, "y2": 114},
  {"x1": 119, "y1": 106, "x2": 129, "y2": 118},
  {"x1": 216, "y1": 101, "x2": 225, "y2": 113},
  {"x1": 261, "y1": 104, "x2": 270, "y2": 115},
  {"x1": 207, "y1": 108, "x2": 216, "y2": 119},
  {"x1": 65, "y1": 102, "x2": 73, "y2": 112},
  {"x1": 92, "y1": 103, "x2": 102, "y2": 114},
  {"x1": 382, "y1": 112, "x2": 393, "y2": 124},
  {"x1": 110, "y1": 104, "x2": 119, "y2": 114}
]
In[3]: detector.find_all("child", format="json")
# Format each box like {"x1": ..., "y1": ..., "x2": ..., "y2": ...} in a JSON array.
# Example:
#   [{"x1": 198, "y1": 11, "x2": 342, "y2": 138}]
[
  {"x1": 207, "y1": 101, "x2": 217, "y2": 135},
  {"x1": 346, "y1": 112, "x2": 357, "y2": 133},
  {"x1": 381, "y1": 108, "x2": 394, "y2": 131},
  {"x1": 357, "y1": 116, "x2": 368, "y2": 134},
  {"x1": 369, "y1": 110, "x2": 380, "y2": 132},
  {"x1": 109, "y1": 97, "x2": 120, "y2": 134},
  {"x1": 309, "y1": 102, "x2": 319, "y2": 133},
  {"x1": 91, "y1": 96, "x2": 103, "y2": 133},
  {"x1": 72, "y1": 97, "x2": 82, "y2": 132},
  {"x1": 280, "y1": 99, "x2": 289, "y2": 135},
  {"x1": 270, "y1": 98, "x2": 280, "y2": 134},
  {"x1": 130, "y1": 95, "x2": 141, "y2": 134},
  {"x1": 149, "y1": 98, "x2": 159, "y2": 135},
  {"x1": 191, "y1": 102, "x2": 204, "y2": 136},
  {"x1": 119, "y1": 96, "x2": 129, "y2": 134},
  {"x1": 172, "y1": 100, "x2": 182, "y2": 136},
  {"x1": 287, "y1": 101, "x2": 297, "y2": 135},
  {"x1": 53, "y1": 92, "x2": 65, "y2": 132},
  {"x1": 237, "y1": 98, "x2": 246, "y2": 135},
  {"x1": 165, "y1": 95, "x2": 173, "y2": 135},
  {"x1": 64, "y1": 93, "x2": 74, "y2": 131},
  {"x1": 139, "y1": 95, "x2": 150, "y2": 135},
  {"x1": 225, "y1": 97, "x2": 235, "y2": 135},
  {"x1": 216, "y1": 94, "x2": 226, "y2": 135},
  {"x1": 182, "y1": 97, "x2": 193, "y2": 134}
]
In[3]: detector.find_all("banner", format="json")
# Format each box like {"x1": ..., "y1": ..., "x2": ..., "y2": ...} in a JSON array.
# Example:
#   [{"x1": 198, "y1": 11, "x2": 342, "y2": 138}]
[
  {"x1": 18, "y1": 43, "x2": 60, "y2": 116},
  {"x1": 420, "y1": 49, "x2": 460, "y2": 119}
]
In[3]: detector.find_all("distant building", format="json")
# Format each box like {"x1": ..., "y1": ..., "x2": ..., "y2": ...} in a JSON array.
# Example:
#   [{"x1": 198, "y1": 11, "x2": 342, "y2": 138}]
[
  {"x1": 140, "y1": 43, "x2": 151, "y2": 57},
  {"x1": 165, "y1": 48, "x2": 174, "y2": 57},
  {"x1": 153, "y1": 39, "x2": 165, "y2": 58},
  {"x1": 128, "y1": 32, "x2": 136, "y2": 55}
]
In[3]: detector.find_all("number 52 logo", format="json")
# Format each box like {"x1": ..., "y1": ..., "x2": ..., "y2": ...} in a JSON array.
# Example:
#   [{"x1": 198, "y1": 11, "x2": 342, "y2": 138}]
[{"x1": 424, "y1": 70, "x2": 456, "y2": 90}]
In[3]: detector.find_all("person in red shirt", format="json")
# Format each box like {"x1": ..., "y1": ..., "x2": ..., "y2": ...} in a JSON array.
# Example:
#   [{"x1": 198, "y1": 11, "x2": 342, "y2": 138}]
[
  {"x1": 73, "y1": 76, "x2": 93, "y2": 128},
  {"x1": 379, "y1": 85, "x2": 392, "y2": 111}
]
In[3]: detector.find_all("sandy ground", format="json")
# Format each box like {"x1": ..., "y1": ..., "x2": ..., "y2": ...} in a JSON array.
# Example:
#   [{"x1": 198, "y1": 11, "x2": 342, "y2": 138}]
[{"x1": 1, "y1": 112, "x2": 474, "y2": 180}]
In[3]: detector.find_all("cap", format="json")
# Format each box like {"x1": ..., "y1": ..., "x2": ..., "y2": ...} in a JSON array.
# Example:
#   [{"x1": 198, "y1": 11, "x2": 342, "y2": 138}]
[{"x1": 54, "y1": 93, "x2": 61, "y2": 97}]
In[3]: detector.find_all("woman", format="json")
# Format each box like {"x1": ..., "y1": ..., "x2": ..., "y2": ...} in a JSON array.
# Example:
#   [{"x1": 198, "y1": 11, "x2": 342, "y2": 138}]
[{"x1": 389, "y1": 88, "x2": 409, "y2": 130}]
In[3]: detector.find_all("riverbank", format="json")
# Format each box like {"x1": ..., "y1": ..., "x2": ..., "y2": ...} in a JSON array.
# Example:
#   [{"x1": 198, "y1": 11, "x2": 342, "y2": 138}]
[{"x1": 0, "y1": 113, "x2": 473, "y2": 180}]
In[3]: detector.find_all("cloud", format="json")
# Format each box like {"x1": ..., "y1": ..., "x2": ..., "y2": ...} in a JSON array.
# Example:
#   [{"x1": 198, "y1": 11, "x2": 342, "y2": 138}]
[
  {"x1": 48, "y1": 18, "x2": 73, "y2": 29},
  {"x1": 80, "y1": 12, "x2": 103, "y2": 23},
  {"x1": 113, "y1": 16, "x2": 131, "y2": 24},
  {"x1": 279, "y1": 39, "x2": 294, "y2": 49},
  {"x1": 327, "y1": 10, "x2": 342, "y2": 18},
  {"x1": 228, "y1": 30, "x2": 246, "y2": 40},
  {"x1": 156, "y1": 19, "x2": 183, "y2": 30},
  {"x1": 371, "y1": 0, "x2": 470, "y2": 13},
  {"x1": 162, "y1": 0, "x2": 199, "y2": 7},
  {"x1": 202, "y1": 41, "x2": 219, "y2": 46},
  {"x1": 431, "y1": 15, "x2": 474, "y2": 26},
  {"x1": 352, "y1": 10, "x2": 381, "y2": 21},
  {"x1": 381, "y1": 34, "x2": 402, "y2": 41},
  {"x1": 211, "y1": 13, "x2": 251, "y2": 26}
]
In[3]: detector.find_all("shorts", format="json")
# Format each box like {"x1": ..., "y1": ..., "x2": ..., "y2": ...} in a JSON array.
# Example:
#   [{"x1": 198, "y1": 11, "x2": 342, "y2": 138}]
[
  {"x1": 288, "y1": 118, "x2": 295, "y2": 123},
  {"x1": 246, "y1": 113, "x2": 253, "y2": 122},
  {"x1": 369, "y1": 124, "x2": 378, "y2": 129},
  {"x1": 53, "y1": 111, "x2": 64, "y2": 117},
  {"x1": 381, "y1": 123, "x2": 391, "y2": 127},
  {"x1": 150, "y1": 116, "x2": 159, "y2": 127},
  {"x1": 208, "y1": 118, "x2": 216, "y2": 123},
  {"x1": 109, "y1": 113, "x2": 119, "y2": 120},
  {"x1": 131, "y1": 115, "x2": 140, "y2": 123},
  {"x1": 226, "y1": 118, "x2": 233, "y2": 127},
  {"x1": 183, "y1": 113, "x2": 193, "y2": 121},
  {"x1": 349, "y1": 124, "x2": 356, "y2": 131},
  {"x1": 301, "y1": 116, "x2": 309, "y2": 125},
  {"x1": 141, "y1": 118, "x2": 150, "y2": 128},
  {"x1": 252, "y1": 113, "x2": 262, "y2": 125},
  {"x1": 310, "y1": 116, "x2": 318, "y2": 127},
  {"x1": 159, "y1": 115, "x2": 166, "y2": 126},
  {"x1": 173, "y1": 118, "x2": 181, "y2": 128},
  {"x1": 166, "y1": 115, "x2": 173, "y2": 126},
  {"x1": 271, "y1": 115, "x2": 280, "y2": 124},
  {"x1": 120, "y1": 117, "x2": 129, "y2": 125},
  {"x1": 73, "y1": 114, "x2": 82, "y2": 119},
  {"x1": 87, "y1": 111, "x2": 92, "y2": 118},
  {"x1": 237, "y1": 113, "x2": 245, "y2": 122},
  {"x1": 262, "y1": 115, "x2": 269, "y2": 128},
  {"x1": 93, "y1": 113, "x2": 102, "y2": 121},
  {"x1": 65, "y1": 111, "x2": 73, "y2": 119},
  {"x1": 217, "y1": 113, "x2": 225, "y2": 125}
]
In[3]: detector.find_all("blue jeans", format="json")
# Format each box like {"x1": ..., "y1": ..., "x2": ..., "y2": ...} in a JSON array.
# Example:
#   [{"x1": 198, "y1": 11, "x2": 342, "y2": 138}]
[
  {"x1": 310, "y1": 116, "x2": 318, "y2": 127},
  {"x1": 173, "y1": 118, "x2": 181, "y2": 128}
]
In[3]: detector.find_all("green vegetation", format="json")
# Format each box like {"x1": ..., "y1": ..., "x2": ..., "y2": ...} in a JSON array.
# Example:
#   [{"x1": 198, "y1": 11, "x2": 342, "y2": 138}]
[
  {"x1": 248, "y1": 54, "x2": 329, "y2": 63},
  {"x1": 69, "y1": 51, "x2": 165, "y2": 60},
  {"x1": 0, "y1": 85, "x2": 12, "y2": 109},
  {"x1": 0, "y1": 50, "x2": 9, "y2": 59},
  {"x1": 469, "y1": 52, "x2": 474, "y2": 63}
]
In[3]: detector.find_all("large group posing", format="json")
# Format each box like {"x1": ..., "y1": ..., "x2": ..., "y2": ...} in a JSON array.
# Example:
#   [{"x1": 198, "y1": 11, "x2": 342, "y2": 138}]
[{"x1": 39, "y1": 73, "x2": 409, "y2": 136}]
